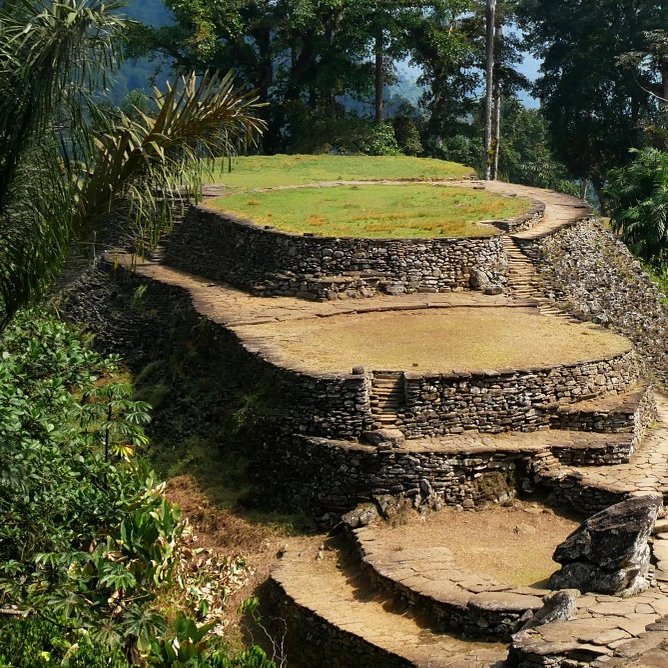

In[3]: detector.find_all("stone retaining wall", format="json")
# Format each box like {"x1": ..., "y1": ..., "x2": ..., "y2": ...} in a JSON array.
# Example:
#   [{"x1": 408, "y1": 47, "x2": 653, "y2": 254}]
[
  {"x1": 531, "y1": 462, "x2": 632, "y2": 515},
  {"x1": 549, "y1": 385, "x2": 657, "y2": 466},
  {"x1": 525, "y1": 218, "x2": 668, "y2": 386},
  {"x1": 261, "y1": 434, "x2": 530, "y2": 513},
  {"x1": 240, "y1": 349, "x2": 640, "y2": 441},
  {"x1": 263, "y1": 433, "x2": 651, "y2": 516},
  {"x1": 398, "y1": 353, "x2": 639, "y2": 437},
  {"x1": 495, "y1": 201, "x2": 545, "y2": 233},
  {"x1": 347, "y1": 519, "x2": 545, "y2": 640},
  {"x1": 549, "y1": 383, "x2": 655, "y2": 435},
  {"x1": 81, "y1": 261, "x2": 640, "y2": 443},
  {"x1": 162, "y1": 205, "x2": 512, "y2": 300},
  {"x1": 267, "y1": 576, "x2": 411, "y2": 668}
]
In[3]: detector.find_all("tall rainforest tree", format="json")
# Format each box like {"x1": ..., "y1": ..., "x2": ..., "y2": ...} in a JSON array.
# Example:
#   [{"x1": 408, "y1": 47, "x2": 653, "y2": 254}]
[
  {"x1": 517, "y1": 0, "x2": 667, "y2": 188},
  {"x1": 483, "y1": 0, "x2": 496, "y2": 180},
  {"x1": 406, "y1": 1, "x2": 478, "y2": 144},
  {"x1": 0, "y1": 0, "x2": 264, "y2": 330},
  {"x1": 130, "y1": 0, "x2": 476, "y2": 151}
]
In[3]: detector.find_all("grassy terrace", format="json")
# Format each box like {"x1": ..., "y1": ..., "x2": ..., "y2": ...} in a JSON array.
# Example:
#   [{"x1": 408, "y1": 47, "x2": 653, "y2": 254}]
[
  {"x1": 209, "y1": 184, "x2": 529, "y2": 238},
  {"x1": 237, "y1": 307, "x2": 631, "y2": 373},
  {"x1": 211, "y1": 154, "x2": 475, "y2": 190}
]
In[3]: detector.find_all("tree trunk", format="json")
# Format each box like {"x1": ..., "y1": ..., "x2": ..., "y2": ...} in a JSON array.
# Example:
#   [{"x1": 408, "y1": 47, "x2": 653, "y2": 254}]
[
  {"x1": 375, "y1": 30, "x2": 384, "y2": 124},
  {"x1": 492, "y1": 77, "x2": 501, "y2": 180},
  {"x1": 491, "y1": 20, "x2": 502, "y2": 180},
  {"x1": 662, "y1": 62, "x2": 668, "y2": 118},
  {"x1": 484, "y1": 0, "x2": 496, "y2": 181}
]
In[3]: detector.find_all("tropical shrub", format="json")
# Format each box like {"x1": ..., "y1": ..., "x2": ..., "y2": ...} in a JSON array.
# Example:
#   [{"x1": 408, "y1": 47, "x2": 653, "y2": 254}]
[
  {"x1": 0, "y1": 310, "x2": 272, "y2": 666},
  {"x1": 392, "y1": 115, "x2": 424, "y2": 156},
  {"x1": 606, "y1": 147, "x2": 668, "y2": 261},
  {"x1": 355, "y1": 121, "x2": 402, "y2": 156}
]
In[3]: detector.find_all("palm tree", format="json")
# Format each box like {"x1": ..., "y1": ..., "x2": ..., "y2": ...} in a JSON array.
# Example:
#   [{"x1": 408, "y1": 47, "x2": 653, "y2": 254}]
[{"x1": 0, "y1": 0, "x2": 265, "y2": 329}]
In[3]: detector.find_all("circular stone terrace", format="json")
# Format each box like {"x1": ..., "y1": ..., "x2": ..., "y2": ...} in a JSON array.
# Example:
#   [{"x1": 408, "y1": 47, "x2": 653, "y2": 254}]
[
  {"x1": 124, "y1": 165, "x2": 640, "y2": 446},
  {"x1": 107, "y1": 156, "x2": 668, "y2": 667},
  {"x1": 233, "y1": 306, "x2": 630, "y2": 375}
]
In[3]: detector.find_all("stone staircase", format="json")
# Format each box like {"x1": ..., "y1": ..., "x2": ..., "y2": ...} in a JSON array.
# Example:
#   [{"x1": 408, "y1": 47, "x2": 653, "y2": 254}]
[
  {"x1": 502, "y1": 236, "x2": 542, "y2": 301},
  {"x1": 370, "y1": 372, "x2": 406, "y2": 429},
  {"x1": 501, "y1": 235, "x2": 573, "y2": 320}
]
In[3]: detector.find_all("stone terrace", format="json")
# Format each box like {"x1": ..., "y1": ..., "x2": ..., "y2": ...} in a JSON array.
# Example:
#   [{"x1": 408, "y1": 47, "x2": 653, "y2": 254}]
[{"x1": 105, "y1": 173, "x2": 668, "y2": 667}]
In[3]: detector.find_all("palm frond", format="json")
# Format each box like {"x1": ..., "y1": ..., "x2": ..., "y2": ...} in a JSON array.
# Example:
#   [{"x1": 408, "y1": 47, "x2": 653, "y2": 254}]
[
  {"x1": 0, "y1": 142, "x2": 76, "y2": 329},
  {"x1": 0, "y1": 0, "x2": 124, "y2": 209},
  {"x1": 77, "y1": 70, "x2": 266, "y2": 252},
  {"x1": 0, "y1": 67, "x2": 266, "y2": 327}
]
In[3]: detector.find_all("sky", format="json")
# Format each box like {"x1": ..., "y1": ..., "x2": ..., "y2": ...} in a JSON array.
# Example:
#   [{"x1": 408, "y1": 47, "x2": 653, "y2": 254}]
[{"x1": 518, "y1": 52, "x2": 541, "y2": 108}]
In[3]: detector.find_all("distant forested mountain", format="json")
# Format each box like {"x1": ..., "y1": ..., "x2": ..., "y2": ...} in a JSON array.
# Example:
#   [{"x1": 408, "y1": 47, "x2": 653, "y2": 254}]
[
  {"x1": 122, "y1": 0, "x2": 172, "y2": 26},
  {"x1": 110, "y1": 1, "x2": 173, "y2": 102}
]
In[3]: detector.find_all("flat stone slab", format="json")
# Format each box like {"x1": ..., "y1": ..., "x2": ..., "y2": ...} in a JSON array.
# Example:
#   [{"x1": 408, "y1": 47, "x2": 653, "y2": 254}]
[{"x1": 468, "y1": 591, "x2": 544, "y2": 613}]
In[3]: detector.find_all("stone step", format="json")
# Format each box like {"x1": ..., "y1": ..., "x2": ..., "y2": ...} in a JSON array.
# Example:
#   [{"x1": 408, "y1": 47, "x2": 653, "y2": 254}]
[
  {"x1": 371, "y1": 388, "x2": 403, "y2": 396},
  {"x1": 550, "y1": 382, "x2": 656, "y2": 438},
  {"x1": 269, "y1": 539, "x2": 508, "y2": 668},
  {"x1": 372, "y1": 403, "x2": 402, "y2": 411},
  {"x1": 533, "y1": 391, "x2": 668, "y2": 514}
]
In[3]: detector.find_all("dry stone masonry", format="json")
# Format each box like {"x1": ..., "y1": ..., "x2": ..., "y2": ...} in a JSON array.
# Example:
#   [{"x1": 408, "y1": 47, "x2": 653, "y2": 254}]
[
  {"x1": 61, "y1": 174, "x2": 668, "y2": 668},
  {"x1": 161, "y1": 197, "x2": 545, "y2": 300}
]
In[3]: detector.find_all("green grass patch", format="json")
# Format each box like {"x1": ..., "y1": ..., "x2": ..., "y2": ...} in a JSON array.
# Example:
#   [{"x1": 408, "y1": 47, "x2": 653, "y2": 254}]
[
  {"x1": 211, "y1": 154, "x2": 474, "y2": 189},
  {"x1": 210, "y1": 184, "x2": 529, "y2": 238}
]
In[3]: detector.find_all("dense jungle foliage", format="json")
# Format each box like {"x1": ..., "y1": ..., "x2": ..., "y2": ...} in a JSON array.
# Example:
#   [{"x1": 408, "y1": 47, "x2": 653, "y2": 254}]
[
  {"x1": 0, "y1": 310, "x2": 276, "y2": 667},
  {"x1": 4, "y1": 0, "x2": 668, "y2": 664}
]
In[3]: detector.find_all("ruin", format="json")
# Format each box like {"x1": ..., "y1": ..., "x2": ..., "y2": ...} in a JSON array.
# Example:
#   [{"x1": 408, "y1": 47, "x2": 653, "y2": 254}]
[{"x1": 101, "y1": 175, "x2": 668, "y2": 666}]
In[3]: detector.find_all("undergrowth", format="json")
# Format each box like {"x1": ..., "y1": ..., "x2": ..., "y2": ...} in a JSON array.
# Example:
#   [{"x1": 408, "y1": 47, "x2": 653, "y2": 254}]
[{"x1": 0, "y1": 309, "x2": 278, "y2": 667}]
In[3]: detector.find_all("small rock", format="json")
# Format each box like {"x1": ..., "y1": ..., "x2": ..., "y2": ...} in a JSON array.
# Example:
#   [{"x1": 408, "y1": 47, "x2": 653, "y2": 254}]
[
  {"x1": 361, "y1": 428, "x2": 405, "y2": 447},
  {"x1": 519, "y1": 589, "x2": 579, "y2": 631},
  {"x1": 342, "y1": 504, "x2": 379, "y2": 529},
  {"x1": 469, "y1": 268, "x2": 490, "y2": 290}
]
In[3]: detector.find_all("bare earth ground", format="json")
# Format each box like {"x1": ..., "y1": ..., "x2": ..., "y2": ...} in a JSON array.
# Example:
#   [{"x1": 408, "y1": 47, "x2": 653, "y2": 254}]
[
  {"x1": 385, "y1": 504, "x2": 581, "y2": 587},
  {"x1": 164, "y1": 475, "x2": 320, "y2": 651},
  {"x1": 236, "y1": 307, "x2": 631, "y2": 373}
]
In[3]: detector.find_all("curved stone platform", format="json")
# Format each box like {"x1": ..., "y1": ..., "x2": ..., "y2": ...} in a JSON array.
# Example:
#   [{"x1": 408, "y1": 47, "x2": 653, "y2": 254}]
[
  {"x1": 163, "y1": 180, "x2": 548, "y2": 301},
  {"x1": 270, "y1": 506, "x2": 668, "y2": 668},
  {"x1": 270, "y1": 538, "x2": 508, "y2": 667},
  {"x1": 346, "y1": 504, "x2": 668, "y2": 643}
]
